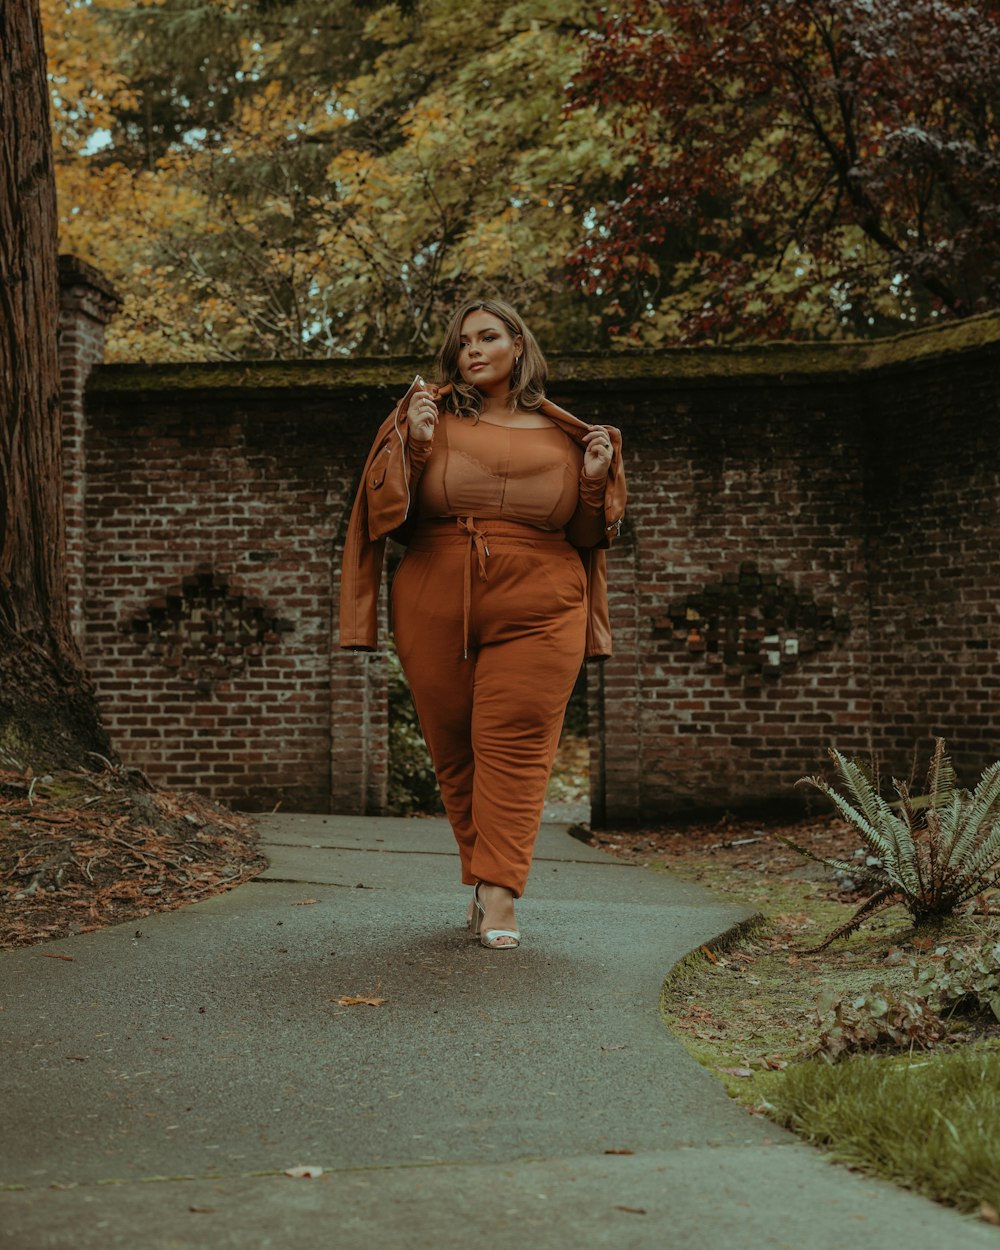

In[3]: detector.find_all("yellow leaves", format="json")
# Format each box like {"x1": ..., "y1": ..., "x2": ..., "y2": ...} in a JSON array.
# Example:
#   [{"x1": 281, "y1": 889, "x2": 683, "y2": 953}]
[
  {"x1": 362, "y1": 3, "x2": 412, "y2": 47},
  {"x1": 265, "y1": 198, "x2": 296, "y2": 222},
  {"x1": 43, "y1": 0, "x2": 140, "y2": 144},
  {"x1": 229, "y1": 84, "x2": 326, "y2": 153},
  {"x1": 399, "y1": 89, "x2": 467, "y2": 148},
  {"x1": 446, "y1": 215, "x2": 521, "y2": 281},
  {"x1": 46, "y1": 0, "x2": 620, "y2": 359},
  {"x1": 401, "y1": 103, "x2": 447, "y2": 143}
]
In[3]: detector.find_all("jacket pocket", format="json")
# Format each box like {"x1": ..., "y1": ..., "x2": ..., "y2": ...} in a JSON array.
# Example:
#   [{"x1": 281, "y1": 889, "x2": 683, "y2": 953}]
[{"x1": 368, "y1": 444, "x2": 392, "y2": 489}]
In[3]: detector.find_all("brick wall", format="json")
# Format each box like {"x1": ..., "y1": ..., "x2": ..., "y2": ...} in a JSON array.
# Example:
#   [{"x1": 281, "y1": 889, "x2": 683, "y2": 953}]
[
  {"x1": 78, "y1": 376, "x2": 388, "y2": 813},
  {"x1": 58, "y1": 256, "x2": 120, "y2": 646},
  {"x1": 583, "y1": 375, "x2": 872, "y2": 822},
  {"x1": 864, "y1": 352, "x2": 1000, "y2": 785},
  {"x1": 64, "y1": 285, "x2": 1000, "y2": 820}
]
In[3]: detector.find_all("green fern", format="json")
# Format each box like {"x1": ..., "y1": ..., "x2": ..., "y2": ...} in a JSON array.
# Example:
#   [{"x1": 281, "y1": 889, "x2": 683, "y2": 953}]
[{"x1": 786, "y1": 739, "x2": 1000, "y2": 948}]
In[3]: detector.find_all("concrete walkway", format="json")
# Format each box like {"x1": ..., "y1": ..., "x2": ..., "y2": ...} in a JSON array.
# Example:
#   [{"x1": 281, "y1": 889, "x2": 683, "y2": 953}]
[{"x1": 1, "y1": 816, "x2": 994, "y2": 1249}]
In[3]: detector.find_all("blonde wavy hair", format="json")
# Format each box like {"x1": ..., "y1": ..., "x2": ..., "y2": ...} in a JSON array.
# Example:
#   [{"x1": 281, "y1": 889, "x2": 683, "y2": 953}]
[{"x1": 435, "y1": 298, "x2": 548, "y2": 419}]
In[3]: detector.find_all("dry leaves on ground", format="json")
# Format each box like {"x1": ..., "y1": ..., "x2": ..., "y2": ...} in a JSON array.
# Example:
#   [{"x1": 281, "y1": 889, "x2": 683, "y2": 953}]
[
  {"x1": 585, "y1": 811, "x2": 865, "y2": 893},
  {"x1": 0, "y1": 763, "x2": 265, "y2": 948}
]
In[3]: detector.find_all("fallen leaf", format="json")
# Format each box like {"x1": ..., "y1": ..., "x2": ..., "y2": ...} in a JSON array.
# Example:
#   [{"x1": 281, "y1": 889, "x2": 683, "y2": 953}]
[
  {"x1": 284, "y1": 1165, "x2": 323, "y2": 1179},
  {"x1": 601, "y1": 1043, "x2": 627, "y2": 1051},
  {"x1": 334, "y1": 995, "x2": 386, "y2": 1007},
  {"x1": 981, "y1": 1202, "x2": 1000, "y2": 1226},
  {"x1": 613, "y1": 1206, "x2": 647, "y2": 1215},
  {"x1": 40, "y1": 953, "x2": 75, "y2": 962},
  {"x1": 294, "y1": 899, "x2": 320, "y2": 906},
  {"x1": 700, "y1": 945, "x2": 718, "y2": 964},
  {"x1": 719, "y1": 1066, "x2": 754, "y2": 1078},
  {"x1": 603, "y1": 1148, "x2": 635, "y2": 1155},
  {"x1": 189, "y1": 1206, "x2": 216, "y2": 1213}
]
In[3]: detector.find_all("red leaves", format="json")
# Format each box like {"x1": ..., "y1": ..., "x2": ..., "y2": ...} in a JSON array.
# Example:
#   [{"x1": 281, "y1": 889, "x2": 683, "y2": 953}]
[{"x1": 567, "y1": 0, "x2": 1000, "y2": 342}]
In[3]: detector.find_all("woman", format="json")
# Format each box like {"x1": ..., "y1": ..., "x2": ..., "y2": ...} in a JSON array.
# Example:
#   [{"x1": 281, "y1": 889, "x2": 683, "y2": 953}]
[{"x1": 339, "y1": 299, "x2": 626, "y2": 949}]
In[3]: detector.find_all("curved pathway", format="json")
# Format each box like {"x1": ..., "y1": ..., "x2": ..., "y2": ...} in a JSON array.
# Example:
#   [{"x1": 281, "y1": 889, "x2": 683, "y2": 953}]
[{"x1": 1, "y1": 816, "x2": 994, "y2": 1248}]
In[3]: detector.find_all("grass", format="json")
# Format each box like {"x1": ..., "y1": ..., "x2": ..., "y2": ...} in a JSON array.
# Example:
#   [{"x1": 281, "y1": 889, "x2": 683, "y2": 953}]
[{"x1": 759, "y1": 1046, "x2": 1000, "y2": 1215}]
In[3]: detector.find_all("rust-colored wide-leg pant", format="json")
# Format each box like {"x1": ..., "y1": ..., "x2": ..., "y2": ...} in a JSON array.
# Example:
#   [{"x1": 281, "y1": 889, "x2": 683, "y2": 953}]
[{"x1": 391, "y1": 518, "x2": 587, "y2": 897}]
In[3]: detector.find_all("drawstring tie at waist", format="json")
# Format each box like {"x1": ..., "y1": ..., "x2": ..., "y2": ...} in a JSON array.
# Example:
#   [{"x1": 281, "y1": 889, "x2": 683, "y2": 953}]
[
  {"x1": 457, "y1": 516, "x2": 489, "y2": 659},
  {"x1": 405, "y1": 516, "x2": 572, "y2": 660}
]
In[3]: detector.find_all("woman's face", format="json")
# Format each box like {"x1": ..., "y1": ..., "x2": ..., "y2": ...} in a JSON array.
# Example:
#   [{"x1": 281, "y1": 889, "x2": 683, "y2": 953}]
[{"x1": 457, "y1": 309, "x2": 523, "y2": 398}]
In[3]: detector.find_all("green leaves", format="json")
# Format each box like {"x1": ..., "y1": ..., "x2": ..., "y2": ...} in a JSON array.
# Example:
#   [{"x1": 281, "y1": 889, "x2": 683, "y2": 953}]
[
  {"x1": 47, "y1": 0, "x2": 620, "y2": 360},
  {"x1": 916, "y1": 940, "x2": 1000, "y2": 1023},
  {"x1": 812, "y1": 982, "x2": 946, "y2": 1061},
  {"x1": 793, "y1": 738, "x2": 1000, "y2": 947}
]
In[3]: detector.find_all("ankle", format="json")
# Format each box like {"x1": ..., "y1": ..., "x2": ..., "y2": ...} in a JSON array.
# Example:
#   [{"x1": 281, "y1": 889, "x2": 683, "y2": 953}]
[{"x1": 478, "y1": 881, "x2": 514, "y2": 905}]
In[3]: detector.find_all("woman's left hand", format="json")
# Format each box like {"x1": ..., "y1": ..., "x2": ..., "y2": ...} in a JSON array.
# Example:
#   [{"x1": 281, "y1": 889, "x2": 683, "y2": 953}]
[{"x1": 582, "y1": 426, "x2": 614, "y2": 479}]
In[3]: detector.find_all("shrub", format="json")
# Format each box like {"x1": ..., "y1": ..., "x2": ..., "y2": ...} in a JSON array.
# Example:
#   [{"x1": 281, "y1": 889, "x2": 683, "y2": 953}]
[
  {"x1": 914, "y1": 938, "x2": 1000, "y2": 1022},
  {"x1": 782, "y1": 739, "x2": 1000, "y2": 949},
  {"x1": 811, "y1": 985, "x2": 946, "y2": 1062},
  {"x1": 386, "y1": 642, "x2": 441, "y2": 815}
]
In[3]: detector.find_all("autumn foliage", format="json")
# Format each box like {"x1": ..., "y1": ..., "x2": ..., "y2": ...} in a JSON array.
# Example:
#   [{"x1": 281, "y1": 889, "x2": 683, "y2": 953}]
[
  {"x1": 44, "y1": 0, "x2": 1000, "y2": 358},
  {"x1": 44, "y1": 1, "x2": 616, "y2": 360},
  {"x1": 570, "y1": 0, "x2": 1000, "y2": 344}
]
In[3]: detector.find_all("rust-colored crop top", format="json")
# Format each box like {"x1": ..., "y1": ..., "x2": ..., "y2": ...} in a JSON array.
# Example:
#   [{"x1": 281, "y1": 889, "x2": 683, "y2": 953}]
[{"x1": 408, "y1": 413, "x2": 607, "y2": 547}]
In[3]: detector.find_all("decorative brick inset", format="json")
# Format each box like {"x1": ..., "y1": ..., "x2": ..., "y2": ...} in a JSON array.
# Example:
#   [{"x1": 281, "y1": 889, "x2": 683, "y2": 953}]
[
  {"x1": 656, "y1": 561, "x2": 851, "y2": 683},
  {"x1": 128, "y1": 567, "x2": 293, "y2": 690}
]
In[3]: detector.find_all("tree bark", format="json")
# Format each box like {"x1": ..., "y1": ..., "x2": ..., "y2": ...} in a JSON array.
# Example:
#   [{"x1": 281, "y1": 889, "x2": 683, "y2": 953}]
[{"x1": 0, "y1": 0, "x2": 110, "y2": 769}]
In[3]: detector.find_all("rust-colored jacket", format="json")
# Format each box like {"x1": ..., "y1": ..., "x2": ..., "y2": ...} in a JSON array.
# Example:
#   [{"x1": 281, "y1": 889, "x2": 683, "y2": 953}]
[{"x1": 338, "y1": 379, "x2": 627, "y2": 659}]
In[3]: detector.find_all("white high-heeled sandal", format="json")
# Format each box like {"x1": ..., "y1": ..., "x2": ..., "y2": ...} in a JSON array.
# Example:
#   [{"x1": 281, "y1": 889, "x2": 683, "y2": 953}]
[{"x1": 473, "y1": 883, "x2": 520, "y2": 950}]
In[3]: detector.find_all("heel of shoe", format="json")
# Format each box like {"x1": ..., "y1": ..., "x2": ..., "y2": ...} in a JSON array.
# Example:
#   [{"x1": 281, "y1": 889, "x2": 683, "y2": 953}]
[{"x1": 468, "y1": 884, "x2": 484, "y2": 937}]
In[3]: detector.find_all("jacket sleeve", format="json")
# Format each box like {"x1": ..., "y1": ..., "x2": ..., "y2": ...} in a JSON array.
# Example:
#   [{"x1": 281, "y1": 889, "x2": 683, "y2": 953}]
[
  {"x1": 600, "y1": 427, "x2": 626, "y2": 547},
  {"x1": 565, "y1": 468, "x2": 609, "y2": 549},
  {"x1": 339, "y1": 456, "x2": 386, "y2": 652},
  {"x1": 365, "y1": 385, "x2": 437, "y2": 540},
  {"x1": 338, "y1": 385, "x2": 436, "y2": 651},
  {"x1": 566, "y1": 426, "x2": 627, "y2": 552}
]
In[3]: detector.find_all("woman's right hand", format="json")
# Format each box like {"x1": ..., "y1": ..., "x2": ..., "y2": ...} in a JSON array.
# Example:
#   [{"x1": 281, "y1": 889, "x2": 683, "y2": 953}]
[{"x1": 407, "y1": 385, "x2": 439, "y2": 443}]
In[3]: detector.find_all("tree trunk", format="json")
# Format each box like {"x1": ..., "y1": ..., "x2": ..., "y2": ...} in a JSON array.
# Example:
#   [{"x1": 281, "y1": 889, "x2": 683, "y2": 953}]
[{"x1": 0, "y1": 0, "x2": 111, "y2": 770}]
